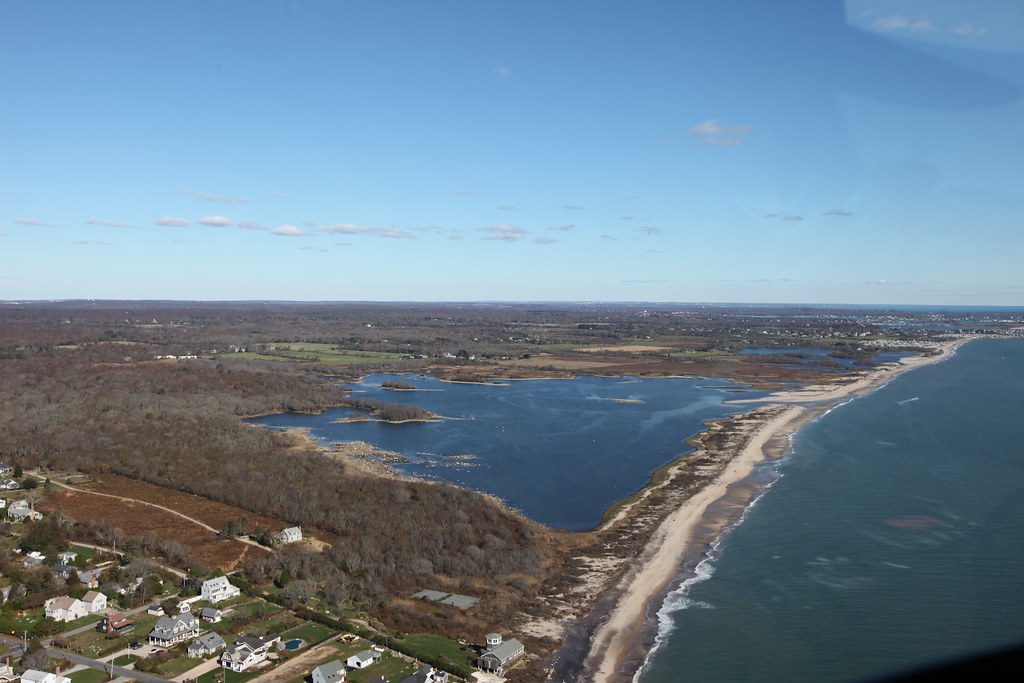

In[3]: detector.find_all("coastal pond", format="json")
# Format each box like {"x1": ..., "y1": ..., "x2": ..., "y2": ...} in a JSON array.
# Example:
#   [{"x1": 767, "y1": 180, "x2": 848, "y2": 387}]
[{"x1": 248, "y1": 373, "x2": 767, "y2": 530}]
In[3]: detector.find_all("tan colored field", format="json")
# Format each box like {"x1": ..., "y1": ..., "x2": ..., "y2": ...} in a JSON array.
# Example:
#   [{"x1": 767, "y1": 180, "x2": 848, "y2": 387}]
[
  {"x1": 40, "y1": 488, "x2": 253, "y2": 571},
  {"x1": 575, "y1": 344, "x2": 675, "y2": 353}
]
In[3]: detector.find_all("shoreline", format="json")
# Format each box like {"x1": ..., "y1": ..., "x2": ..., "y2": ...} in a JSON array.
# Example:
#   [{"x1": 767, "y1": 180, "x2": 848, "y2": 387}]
[{"x1": 565, "y1": 336, "x2": 973, "y2": 683}]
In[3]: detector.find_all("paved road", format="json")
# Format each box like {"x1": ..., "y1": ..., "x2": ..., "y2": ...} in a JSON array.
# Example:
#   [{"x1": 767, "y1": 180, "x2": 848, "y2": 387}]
[{"x1": 0, "y1": 635, "x2": 168, "y2": 683}]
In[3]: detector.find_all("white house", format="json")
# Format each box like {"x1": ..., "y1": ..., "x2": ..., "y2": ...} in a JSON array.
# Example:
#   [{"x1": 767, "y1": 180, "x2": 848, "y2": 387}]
[
  {"x1": 0, "y1": 660, "x2": 15, "y2": 682},
  {"x1": 44, "y1": 596, "x2": 89, "y2": 623},
  {"x1": 219, "y1": 633, "x2": 280, "y2": 672},
  {"x1": 8, "y1": 500, "x2": 42, "y2": 522},
  {"x1": 79, "y1": 569, "x2": 103, "y2": 589},
  {"x1": 200, "y1": 607, "x2": 224, "y2": 623},
  {"x1": 311, "y1": 660, "x2": 346, "y2": 683},
  {"x1": 22, "y1": 551, "x2": 46, "y2": 567},
  {"x1": 177, "y1": 595, "x2": 202, "y2": 612},
  {"x1": 0, "y1": 480, "x2": 19, "y2": 491},
  {"x1": 56, "y1": 551, "x2": 78, "y2": 564},
  {"x1": 82, "y1": 590, "x2": 107, "y2": 613},
  {"x1": 147, "y1": 612, "x2": 200, "y2": 646},
  {"x1": 346, "y1": 650, "x2": 381, "y2": 669},
  {"x1": 20, "y1": 670, "x2": 71, "y2": 683},
  {"x1": 275, "y1": 526, "x2": 302, "y2": 544},
  {"x1": 201, "y1": 576, "x2": 240, "y2": 604}
]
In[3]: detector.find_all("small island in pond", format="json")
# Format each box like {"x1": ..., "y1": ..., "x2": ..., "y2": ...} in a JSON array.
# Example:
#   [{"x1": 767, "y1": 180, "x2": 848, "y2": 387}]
[
  {"x1": 381, "y1": 380, "x2": 418, "y2": 391},
  {"x1": 337, "y1": 397, "x2": 441, "y2": 423}
]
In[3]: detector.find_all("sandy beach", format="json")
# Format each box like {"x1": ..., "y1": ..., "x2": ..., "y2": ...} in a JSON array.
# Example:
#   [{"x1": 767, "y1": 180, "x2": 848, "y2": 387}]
[{"x1": 573, "y1": 336, "x2": 972, "y2": 683}]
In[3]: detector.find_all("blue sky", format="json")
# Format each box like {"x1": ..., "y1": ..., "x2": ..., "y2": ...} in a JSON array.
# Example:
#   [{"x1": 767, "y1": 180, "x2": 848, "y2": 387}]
[{"x1": 1, "y1": 0, "x2": 1022, "y2": 304}]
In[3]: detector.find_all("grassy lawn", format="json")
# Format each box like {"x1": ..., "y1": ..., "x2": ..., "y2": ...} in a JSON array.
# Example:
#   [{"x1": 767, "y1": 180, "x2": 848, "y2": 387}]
[
  {"x1": 207, "y1": 345, "x2": 402, "y2": 367},
  {"x1": 196, "y1": 668, "x2": 259, "y2": 683},
  {"x1": 281, "y1": 622, "x2": 335, "y2": 645},
  {"x1": 348, "y1": 652, "x2": 417, "y2": 683},
  {"x1": 68, "y1": 669, "x2": 112, "y2": 683},
  {"x1": 395, "y1": 633, "x2": 474, "y2": 672},
  {"x1": 159, "y1": 655, "x2": 205, "y2": 677},
  {"x1": 110, "y1": 653, "x2": 139, "y2": 667},
  {"x1": 61, "y1": 613, "x2": 103, "y2": 632},
  {"x1": 68, "y1": 614, "x2": 157, "y2": 658}
]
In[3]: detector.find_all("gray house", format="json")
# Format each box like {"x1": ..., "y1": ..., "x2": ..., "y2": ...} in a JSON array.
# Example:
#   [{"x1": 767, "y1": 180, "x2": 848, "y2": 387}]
[
  {"x1": 477, "y1": 633, "x2": 525, "y2": 676},
  {"x1": 148, "y1": 613, "x2": 200, "y2": 646},
  {"x1": 311, "y1": 660, "x2": 346, "y2": 683},
  {"x1": 188, "y1": 632, "x2": 227, "y2": 658}
]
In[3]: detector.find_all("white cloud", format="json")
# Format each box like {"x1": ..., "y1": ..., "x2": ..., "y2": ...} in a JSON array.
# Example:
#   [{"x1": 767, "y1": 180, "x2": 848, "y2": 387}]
[
  {"x1": 494, "y1": 65, "x2": 511, "y2": 80},
  {"x1": 199, "y1": 215, "x2": 234, "y2": 227},
  {"x1": 481, "y1": 225, "x2": 527, "y2": 242},
  {"x1": 636, "y1": 225, "x2": 661, "y2": 235},
  {"x1": 14, "y1": 218, "x2": 61, "y2": 227},
  {"x1": 269, "y1": 192, "x2": 291, "y2": 200},
  {"x1": 688, "y1": 120, "x2": 753, "y2": 147},
  {"x1": 871, "y1": 15, "x2": 934, "y2": 33},
  {"x1": 236, "y1": 221, "x2": 266, "y2": 231},
  {"x1": 183, "y1": 189, "x2": 250, "y2": 204},
  {"x1": 562, "y1": 204, "x2": 584, "y2": 211},
  {"x1": 155, "y1": 216, "x2": 190, "y2": 227},
  {"x1": 320, "y1": 223, "x2": 415, "y2": 239},
  {"x1": 949, "y1": 23, "x2": 989, "y2": 37},
  {"x1": 86, "y1": 219, "x2": 133, "y2": 228},
  {"x1": 535, "y1": 236, "x2": 557, "y2": 245},
  {"x1": 271, "y1": 225, "x2": 305, "y2": 237},
  {"x1": 550, "y1": 224, "x2": 575, "y2": 231},
  {"x1": 823, "y1": 209, "x2": 853, "y2": 217}
]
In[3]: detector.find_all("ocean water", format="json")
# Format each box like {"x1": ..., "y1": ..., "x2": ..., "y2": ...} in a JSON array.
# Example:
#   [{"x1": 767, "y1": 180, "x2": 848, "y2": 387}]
[
  {"x1": 248, "y1": 373, "x2": 765, "y2": 530},
  {"x1": 641, "y1": 338, "x2": 1024, "y2": 682}
]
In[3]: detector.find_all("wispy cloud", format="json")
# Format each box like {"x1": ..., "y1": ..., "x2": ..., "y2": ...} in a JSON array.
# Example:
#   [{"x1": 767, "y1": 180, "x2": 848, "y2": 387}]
[
  {"x1": 535, "y1": 236, "x2": 557, "y2": 245},
  {"x1": 498, "y1": 205, "x2": 518, "y2": 211},
  {"x1": 622, "y1": 279, "x2": 667, "y2": 284},
  {"x1": 236, "y1": 221, "x2": 266, "y2": 231},
  {"x1": 321, "y1": 223, "x2": 416, "y2": 239},
  {"x1": 646, "y1": 249, "x2": 665, "y2": 254},
  {"x1": 199, "y1": 215, "x2": 234, "y2": 227},
  {"x1": 155, "y1": 216, "x2": 190, "y2": 227},
  {"x1": 269, "y1": 192, "x2": 291, "y2": 200},
  {"x1": 600, "y1": 234, "x2": 617, "y2": 241},
  {"x1": 562, "y1": 204, "x2": 584, "y2": 211},
  {"x1": 299, "y1": 246, "x2": 328, "y2": 253},
  {"x1": 689, "y1": 120, "x2": 753, "y2": 147},
  {"x1": 621, "y1": 215, "x2": 635, "y2": 221},
  {"x1": 71, "y1": 240, "x2": 111, "y2": 246},
  {"x1": 550, "y1": 224, "x2": 575, "y2": 232},
  {"x1": 823, "y1": 208, "x2": 854, "y2": 217},
  {"x1": 782, "y1": 215, "x2": 803, "y2": 221},
  {"x1": 455, "y1": 191, "x2": 474, "y2": 197},
  {"x1": 493, "y1": 65, "x2": 511, "y2": 80},
  {"x1": 763, "y1": 213, "x2": 779, "y2": 219},
  {"x1": 481, "y1": 225, "x2": 527, "y2": 242},
  {"x1": 949, "y1": 23, "x2": 989, "y2": 38},
  {"x1": 636, "y1": 225, "x2": 661, "y2": 235},
  {"x1": 865, "y1": 14, "x2": 988, "y2": 38},
  {"x1": 15, "y1": 218, "x2": 61, "y2": 227},
  {"x1": 86, "y1": 219, "x2": 133, "y2": 228},
  {"x1": 183, "y1": 189, "x2": 250, "y2": 204},
  {"x1": 271, "y1": 225, "x2": 305, "y2": 237},
  {"x1": 871, "y1": 15, "x2": 934, "y2": 33},
  {"x1": 763, "y1": 213, "x2": 804, "y2": 221}
]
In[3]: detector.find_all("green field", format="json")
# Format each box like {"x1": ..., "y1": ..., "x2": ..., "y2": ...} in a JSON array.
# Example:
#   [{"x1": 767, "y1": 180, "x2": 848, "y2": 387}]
[
  {"x1": 281, "y1": 621, "x2": 336, "y2": 645},
  {"x1": 67, "y1": 614, "x2": 158, "y2": 658},
  {"x1": 197, "y1": 668, "x2": 258, "y2": 683},
  {"x1": 348, "y1": 652, "x2": 417, "y2": 683},
  {"x1": 110, "y1": 654, "x2": 139, "y2": 667},
  {"x1": 395, "y1": 633, "x2": 474, "y2": 672},
  {"x1": 158, "y1": 655, "x2": 205, "y2": 677},
  {"x1": 68, "y1": 669, "x2": 111, "y2": 683},
  {"x1": 209, "y1": 343, "x2": 403, "y2": 366}
]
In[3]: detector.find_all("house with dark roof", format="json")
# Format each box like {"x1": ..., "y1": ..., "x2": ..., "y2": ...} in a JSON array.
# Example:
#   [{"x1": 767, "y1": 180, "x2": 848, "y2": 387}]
[
  {"x1": 477, "y1": 633, "x2": 525, "y2": 676},
  {"x1": 220, "y1": 633, "x2": 280, "y2": 672},
  {"x1": 148, "y1": 613, "x2": 200, "y2": 646},
  {"x1": 188, "y1": 632, "x2": 227, "y2": 658},
  {"x1": 399, "y1": 665, "x2": 448, "y2": 683}
]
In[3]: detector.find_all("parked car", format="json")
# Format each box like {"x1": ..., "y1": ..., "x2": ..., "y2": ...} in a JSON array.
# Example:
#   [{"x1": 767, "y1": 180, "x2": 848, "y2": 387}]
[{"x1": 128, "y1": 642, "x2": 142, "y2": 650}]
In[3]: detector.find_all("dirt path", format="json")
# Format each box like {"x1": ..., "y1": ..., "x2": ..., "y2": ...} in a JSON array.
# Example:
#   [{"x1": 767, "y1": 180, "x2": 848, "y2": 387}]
[{"x1": 248, "y1": 636, "x2": 342, "y2": 683}]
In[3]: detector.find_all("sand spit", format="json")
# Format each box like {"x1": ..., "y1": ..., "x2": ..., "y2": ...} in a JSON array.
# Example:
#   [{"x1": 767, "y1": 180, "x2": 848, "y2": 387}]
[{"x1": 541, "y1": 336, "x2": 972, "y2": 683}]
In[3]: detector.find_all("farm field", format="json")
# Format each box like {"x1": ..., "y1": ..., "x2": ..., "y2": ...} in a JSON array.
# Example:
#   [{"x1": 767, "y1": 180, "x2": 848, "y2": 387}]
[{"x1": 209, "y1": 344, "x2": 404, "y2": 367}]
